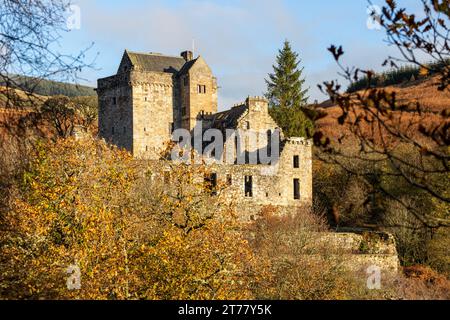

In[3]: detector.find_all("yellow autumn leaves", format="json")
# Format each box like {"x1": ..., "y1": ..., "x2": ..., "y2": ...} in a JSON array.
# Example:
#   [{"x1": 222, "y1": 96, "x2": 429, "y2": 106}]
[{"x1": 0, "y1": 137, "x2": 262, "y2": 299}]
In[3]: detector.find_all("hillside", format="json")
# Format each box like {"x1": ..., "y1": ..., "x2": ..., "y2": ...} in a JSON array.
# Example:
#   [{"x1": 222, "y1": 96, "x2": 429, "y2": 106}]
[
  {"x1": 347, "y1": 59, "x2": 449, "y2": 93},
  {"x1": 0, "y1": 85, "x2": 98, "y2": 142},
  {"x1": 316, "y1": 76, "x2": 450, "y2": 142},
  {"x1": 1, "y1": 75, "x2": 96, "y2": 97}
]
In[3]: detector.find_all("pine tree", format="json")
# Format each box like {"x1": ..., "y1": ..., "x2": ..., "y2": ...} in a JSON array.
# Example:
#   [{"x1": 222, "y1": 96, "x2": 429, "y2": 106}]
[{"x1": 265, "y1": 40, "x2": 313, "y2": 138}]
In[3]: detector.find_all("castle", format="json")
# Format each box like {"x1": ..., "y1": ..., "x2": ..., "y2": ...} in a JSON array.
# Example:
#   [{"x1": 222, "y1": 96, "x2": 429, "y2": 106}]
[{"x1": 97, "y1": 50, "x2": 313, "y2": 217}]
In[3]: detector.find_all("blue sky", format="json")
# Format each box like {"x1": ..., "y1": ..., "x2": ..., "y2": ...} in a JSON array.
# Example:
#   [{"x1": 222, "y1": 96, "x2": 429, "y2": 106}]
[{"x1": 60, "y1": 0, "x2": 423, "y2": 110}]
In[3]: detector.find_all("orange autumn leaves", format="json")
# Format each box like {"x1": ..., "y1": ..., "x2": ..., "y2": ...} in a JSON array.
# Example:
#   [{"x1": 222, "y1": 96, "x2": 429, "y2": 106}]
[{"x1": 1, "y1": 137, "x2": 262, "y2": 299}]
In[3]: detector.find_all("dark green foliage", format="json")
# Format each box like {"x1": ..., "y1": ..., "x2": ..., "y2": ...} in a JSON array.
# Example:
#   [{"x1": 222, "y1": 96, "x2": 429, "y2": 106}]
[
  {"x1": 265, "y1": 40, "x2": 314, "y2": 138},
  {"x1": 347, "y1": 59, "x2": 450, "y2": 93},
  {"x1": 269, "y1": 105, "x2": 314, "y2": 138},
  {"x1": 2, "y1": 75, "x2": 96, "y2": 97}
]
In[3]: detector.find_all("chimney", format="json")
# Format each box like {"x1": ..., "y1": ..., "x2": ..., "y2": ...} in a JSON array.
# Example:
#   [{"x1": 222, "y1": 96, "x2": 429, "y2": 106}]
[{"x1": 181, "y1": 50, "x2": 193, "y2": 62}]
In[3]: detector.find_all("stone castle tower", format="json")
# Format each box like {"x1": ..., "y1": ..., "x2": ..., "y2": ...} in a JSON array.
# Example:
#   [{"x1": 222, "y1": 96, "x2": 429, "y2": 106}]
[
  {"x1": 97, "y1": 50, "x2": 313, "y2": 217},
  {"x1": 97, "y1": 50, "x2": 217, "y2": 158}
]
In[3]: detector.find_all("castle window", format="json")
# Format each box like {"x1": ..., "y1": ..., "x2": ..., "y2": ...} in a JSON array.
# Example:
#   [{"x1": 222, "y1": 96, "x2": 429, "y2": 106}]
[
  {"x1": 144, "y1": 97, "x2": 148, "y2": 102},
  {"x1": 267, "y1": 130, "x2": 272, "y2": 155},
  {"x1": 146, "y1": 146, "x2": 148, "y2": 152},
  {"x1": 226, "y1": 174, "x2": 232, "y2": 186},
  {"x1": 245, "y1": 137, "x2": 250, "y2": 164},
  {"x1": 198, "y1": 85, "x2": 206, "y2": 94},
  {"x1": 234, "y1": 135, "x2": 240, "y2": 162},
  {"x1": 246, "y1": 121, "x2": 250, "y2": 130},
  {"x1": 245, "y1": 175, "x2": 253, "y2": 198},
  {"x1": 294, "y1": 179, "x2": 300, "y2": 200},
  {"x1": 112, "y1": 97, "x2": 117, "y2": 105},
  {"x1": 293, "y1": 155, "x2": 300, "y2": 168}
]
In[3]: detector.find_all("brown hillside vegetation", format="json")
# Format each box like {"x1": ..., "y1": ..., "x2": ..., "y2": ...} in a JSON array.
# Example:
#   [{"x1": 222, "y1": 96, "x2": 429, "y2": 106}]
[
  {"x1": 0, "y1": 86, "x2": 47, "y2": 109},
  {"x1": 316, "y1": 76, "x2": 450, "y2": 144},
  {"x1": 0, "y1": 86, "x2": 49, "y2": 138},
  {"x1": 0, "y1": 87, "x2": 98, "y2": 142}
]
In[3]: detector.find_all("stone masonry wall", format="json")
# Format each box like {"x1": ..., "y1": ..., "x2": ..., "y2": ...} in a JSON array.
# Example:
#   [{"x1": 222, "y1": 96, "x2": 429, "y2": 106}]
[
  {"x1": 130, "y1": 71, "x2": 179, "y2": 159},
  {"x1": 97, "y1": 73, "x2": 133, "y2": 152},
  {"x1": 186, "y1": 57, "x2": 218, "y2": 131},
  {"x1": 317, "y1": 232, "x2": 400, "y2": 275},
  {"x1": 278, "y1": 138, "x2": 313, "y2": 207}
]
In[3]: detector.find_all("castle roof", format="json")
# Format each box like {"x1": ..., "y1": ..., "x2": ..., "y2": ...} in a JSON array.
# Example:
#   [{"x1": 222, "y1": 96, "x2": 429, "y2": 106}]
[
  {"x1": 210, "y1": 104, "x2": 247, "y2": 130},
  {"x1": 125, "y1": 51, "x2": 186, "y2": 74}
]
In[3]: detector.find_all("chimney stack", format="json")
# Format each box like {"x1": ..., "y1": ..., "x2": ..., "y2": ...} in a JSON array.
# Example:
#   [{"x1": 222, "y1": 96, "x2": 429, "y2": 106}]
[{"x1": 181, "y1": 50, "x2": 193, "y2": 62}]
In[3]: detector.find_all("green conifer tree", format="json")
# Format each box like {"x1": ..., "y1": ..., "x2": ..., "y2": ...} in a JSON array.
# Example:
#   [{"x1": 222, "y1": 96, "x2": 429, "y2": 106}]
[{"x1": 265, "y1": 40, "x2": 314, "y2": 138}]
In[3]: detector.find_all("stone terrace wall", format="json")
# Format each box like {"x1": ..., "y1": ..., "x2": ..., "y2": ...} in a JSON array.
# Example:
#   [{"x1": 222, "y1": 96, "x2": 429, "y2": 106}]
[{"x1": 317, "y1": 232, "x2": 400, "y2": 275}]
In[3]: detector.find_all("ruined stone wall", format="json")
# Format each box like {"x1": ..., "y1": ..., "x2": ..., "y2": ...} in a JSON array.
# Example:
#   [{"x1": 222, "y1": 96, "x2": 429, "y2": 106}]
[
  {"x1": 205, "y1": 146, "x2": 312, "y2": 221},
  {"x1": 200, "y1": 97, "x2": 313, "y2": 220},
  {"x1": 130, "y1": 71, "x2": 179, "y2": 159},
  {"x1": 317, "y1": 232, "x2": 400, "y2": 274},
  {"x1": 97, "y1": 72, "x2": 133, "y2": 152},
  {"x1": 278, "y1": 138, "x2": 313, "y2": 207},
  {"x1": 236, "y1": 97, "x2": 280, "y2": 153}
]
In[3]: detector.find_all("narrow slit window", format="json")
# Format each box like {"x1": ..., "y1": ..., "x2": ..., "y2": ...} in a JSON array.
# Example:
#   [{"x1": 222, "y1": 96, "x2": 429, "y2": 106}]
[
  {"x1": 293, "y1": 155, "x2": 300, "y2": 168},
  {"x1": 198, "y1": 85, "x2": 206, "y2": 94},
  {"x1": 294, "y1": 179, "x2": 300, "y2": 200},
  {"x1": 267, "y1": 130, "x2": 272, "y2": 156},
  {"x1": 245, "y1": 175, "x2": 253, "y2": 198},
  {"x1": 226, "y1": 174, "x2": 232, "y2": 186}
]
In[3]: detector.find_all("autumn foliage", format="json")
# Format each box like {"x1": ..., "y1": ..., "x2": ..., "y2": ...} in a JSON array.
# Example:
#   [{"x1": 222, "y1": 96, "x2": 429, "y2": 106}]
[{"x1": 0, "y1": 137, "x2": 261, "y2": 299}]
